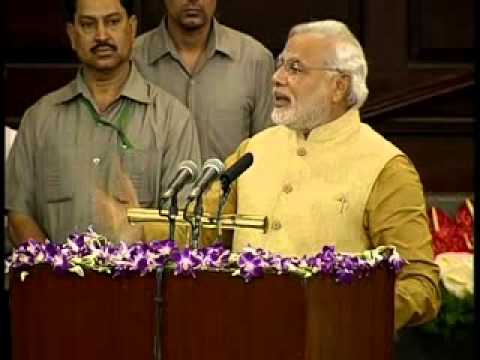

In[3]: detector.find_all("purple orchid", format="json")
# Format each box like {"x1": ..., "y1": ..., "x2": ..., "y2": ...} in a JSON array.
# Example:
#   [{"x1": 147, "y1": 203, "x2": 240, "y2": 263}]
[
  {"x1": 5, "y1": 229, "x2": 405, "y2": 284},
  {"x1": 170, "y1": 248, "x2": 202, "y2": 277},
  {"x1": 268, "y1": 254, "x2": 299, "y2": 274},
  {"x1": 52, "y1": 254, "x2": 71, "y2": 272},
  {"x1": 237, "y1": 250, "x2": 267, "y2": 281},
  {"x1": 199, "y1": 244, "x2": 230, "y2": 269},
  {"x1": 386, "y1": 251, "x2": 406, "y2": 272},
  {"x1": 150, "y1": 239, "x2": 176, "y2": 255}
]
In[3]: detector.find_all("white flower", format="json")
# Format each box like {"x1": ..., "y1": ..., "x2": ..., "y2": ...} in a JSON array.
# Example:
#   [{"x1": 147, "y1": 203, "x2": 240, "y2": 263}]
[
  {"x1": 69, "y1": 265, "x2": 85, "y2": 277},
  {"x1": 20, "y1": 271, "x2": 29, "y2": 282},
  {"x1": 34, "y1": 252, "x2": 45, "y2": 264},
  {"x1": 435, "y1": 252, "x2": 474, "y2": 298}
]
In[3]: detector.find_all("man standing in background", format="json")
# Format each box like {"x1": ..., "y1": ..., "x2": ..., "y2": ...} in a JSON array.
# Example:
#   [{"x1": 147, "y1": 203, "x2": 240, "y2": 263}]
[
  {"x1": 6, "y1": 0, "x2": 200, "y2": 246},
  {"x1": 134, "y1": 0, "x2": 274, "y2": 161}
]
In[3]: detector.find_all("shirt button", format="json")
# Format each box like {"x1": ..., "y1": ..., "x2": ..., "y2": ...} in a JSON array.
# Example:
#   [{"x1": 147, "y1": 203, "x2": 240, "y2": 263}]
[
  {"x1": 297, "y1": 147, "x2": 307, "y2": 156},
  {"x1": 282, "y1": 183, "x2": 293, "y2": 194},
  {"x1": 271, "y1": 220, "x2": 282, "y2": 231},
  {"x1": 92, "y1": 157, "x2": 101, "y2": 165}
]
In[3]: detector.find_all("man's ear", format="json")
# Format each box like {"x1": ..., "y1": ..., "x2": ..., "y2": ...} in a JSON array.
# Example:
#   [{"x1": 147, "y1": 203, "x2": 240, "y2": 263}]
[
  {"x1": 332, "y1": 74, "x2": 350, "y2": 103},
  {"x1": 129, "y1": 15, "x2": 138, "y2": 37},
  {"x1": 66, "y1": 22, "x2": 76, "y2": 50}
]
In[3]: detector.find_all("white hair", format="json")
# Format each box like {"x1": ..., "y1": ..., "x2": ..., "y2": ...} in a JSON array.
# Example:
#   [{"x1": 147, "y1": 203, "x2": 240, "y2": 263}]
[{"x1": 288, "y1": 20, "x2": 369, "y2": 108}]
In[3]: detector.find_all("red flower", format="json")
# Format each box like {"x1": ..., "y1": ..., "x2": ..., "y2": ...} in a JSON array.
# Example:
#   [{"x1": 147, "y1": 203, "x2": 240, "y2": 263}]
[
  {"x1": 455, "y1": 199, "x2": 474, "y2": 251},
  {"x1": 429, "y1": 198, "x2": 474, "y2": 256}
]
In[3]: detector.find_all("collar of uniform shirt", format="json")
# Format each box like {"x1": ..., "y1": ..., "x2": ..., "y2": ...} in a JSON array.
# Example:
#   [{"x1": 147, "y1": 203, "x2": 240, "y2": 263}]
[
  {"x1": 147, "y1": 17, "x2": 237, "y2": 64},
  {"x1": 52, "y1": 63, "x2": 152, "y2": 106}
]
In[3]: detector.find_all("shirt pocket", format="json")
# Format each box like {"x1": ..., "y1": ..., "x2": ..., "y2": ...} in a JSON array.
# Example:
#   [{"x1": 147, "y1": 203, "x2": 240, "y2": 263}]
[
  {"x1": 42, "y1": 145, "x2": 74, "y2": 203},
  {"x1": 121, "y1": 148, "x2": 158, "y2": 208}
]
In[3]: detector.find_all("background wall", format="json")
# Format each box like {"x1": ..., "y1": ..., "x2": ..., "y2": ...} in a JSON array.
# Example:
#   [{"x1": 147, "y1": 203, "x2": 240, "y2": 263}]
[{"x1": 4, "y1": 0, "x2": 474, "y2": 192}]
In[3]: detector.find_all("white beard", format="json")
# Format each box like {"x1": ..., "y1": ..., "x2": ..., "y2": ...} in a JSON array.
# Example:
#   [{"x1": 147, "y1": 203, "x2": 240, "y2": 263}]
[{"x1": 272, "y1": 96, "x2": 331, "y2": 131}]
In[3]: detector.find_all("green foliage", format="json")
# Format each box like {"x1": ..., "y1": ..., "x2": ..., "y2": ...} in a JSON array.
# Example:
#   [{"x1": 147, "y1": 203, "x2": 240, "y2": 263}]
[{"x1": 419, "y1": 285, "x2": 474, "y2": 342}]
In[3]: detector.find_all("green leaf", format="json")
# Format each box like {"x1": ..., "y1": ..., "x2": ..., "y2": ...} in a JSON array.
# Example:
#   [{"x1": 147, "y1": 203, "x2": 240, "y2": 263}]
[{"x1": 419, "y1": 285, "x2": 474, "y2": 340}]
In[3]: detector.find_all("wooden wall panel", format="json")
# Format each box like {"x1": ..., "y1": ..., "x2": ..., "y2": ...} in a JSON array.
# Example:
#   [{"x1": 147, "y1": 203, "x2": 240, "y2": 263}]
[
  {"x1": 133, "y1": 0, "x2": 163, "y2": 34},
  {"x1": 362, "y1": 0, "x2": 408, "y2": 73},
  {"x1": 217, "y1": 0, "x2": 362, "y2": 56},
  {"x1": 217, "y1": 0, "x2": 312, "y2": 56},
  {"x1": 408, "y1": 0, "x2": 474, "y2": 64},
  {"x1": 363, "y1": 69, "x2": 474, "y2": 118},
  {"x1": 367, "y1": 85, "x2": 474, "y2": 192},
  {"x1": 382, "y1": 134, "x2": 474, "y2": 192},
  {"x1": 5, "y1": 65, "x2": 78, "y2": 120},
  {"x1": 5, "y1": 0, "x2": 74, "y2": 63}
]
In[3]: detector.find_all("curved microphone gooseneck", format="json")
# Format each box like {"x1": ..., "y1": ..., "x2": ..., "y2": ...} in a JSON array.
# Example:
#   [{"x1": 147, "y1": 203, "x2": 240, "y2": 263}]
[{"x1": 215, "y1": 153, "x2": 254, "y2": 243}]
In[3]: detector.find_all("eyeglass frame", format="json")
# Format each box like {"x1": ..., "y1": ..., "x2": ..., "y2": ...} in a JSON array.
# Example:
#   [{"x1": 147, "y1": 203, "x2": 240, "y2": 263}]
[{"x1": 275, "y1": 56, "x2": 349, "y2": 78}]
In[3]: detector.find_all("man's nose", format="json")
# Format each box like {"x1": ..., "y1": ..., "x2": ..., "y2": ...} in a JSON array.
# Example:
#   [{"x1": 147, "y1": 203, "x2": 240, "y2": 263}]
[
  {"x1": 94, "y1": 22, "x2": 109, "y2": 41},
  {"x1": 272, "y1": 66, "x2": 288, "y2": 87}
]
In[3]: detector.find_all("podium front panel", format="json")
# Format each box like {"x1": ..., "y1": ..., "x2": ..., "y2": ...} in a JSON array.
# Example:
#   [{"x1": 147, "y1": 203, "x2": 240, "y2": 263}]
[
  {"x1": 162, "y1": 268, "x2": 394, "y2": 360},
  {"x1": 10, "y1": 266, "x2": 393, "y2": 360},
  {"x1": 10, "y1": 266, "x2": 156, "y2": 360}
]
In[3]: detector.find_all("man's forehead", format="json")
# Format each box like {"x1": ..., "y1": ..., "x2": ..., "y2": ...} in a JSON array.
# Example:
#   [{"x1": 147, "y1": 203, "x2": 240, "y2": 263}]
[
  {"x1": 76, "y1": 0, "x2": 125, "y2": 16},
  {"x1": 282, "y1": 33, "x2": 334, "y2": 62}
]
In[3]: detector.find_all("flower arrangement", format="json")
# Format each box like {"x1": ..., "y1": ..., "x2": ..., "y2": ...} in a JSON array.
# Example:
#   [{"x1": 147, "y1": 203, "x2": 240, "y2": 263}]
[
  {"x1": 5, "y1": 227, "x2": 404, "y2": 283},
  {"x1": 420, "y1": 198, "x2": 474, "y2": 341}
]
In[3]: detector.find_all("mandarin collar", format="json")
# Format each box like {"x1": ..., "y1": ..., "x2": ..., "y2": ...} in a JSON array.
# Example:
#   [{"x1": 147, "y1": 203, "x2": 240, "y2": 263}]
[{"x1": 294, "y1": 109, "x2": 361, "y2": 144}]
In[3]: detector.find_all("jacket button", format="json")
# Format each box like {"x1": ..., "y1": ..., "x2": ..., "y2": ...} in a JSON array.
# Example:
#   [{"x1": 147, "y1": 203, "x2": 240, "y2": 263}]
[
  {"x1": 282, "y1": 183, "x2": 293, "y2": 194},
  {"x1": 297, "y1": 147, "x2": 307, "y2": 156},
  {"x1": 271, "y1": 220, "x2": 282, "y2": 231}
]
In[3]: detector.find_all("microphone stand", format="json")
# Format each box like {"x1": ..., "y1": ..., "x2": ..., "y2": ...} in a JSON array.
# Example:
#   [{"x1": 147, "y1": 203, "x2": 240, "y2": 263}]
[
  {"x1": 182, "y1": 198, "x2": 195, "y2": 247},
  {"x1": 167, "y1": 194, "x2": 178, "y2": 241},
  {"x1": 191, "y1": 195, "x2": 203, "y2": 249},
  {"x1": 215, "y1": 184, "x2": 232, "y2": 244}
]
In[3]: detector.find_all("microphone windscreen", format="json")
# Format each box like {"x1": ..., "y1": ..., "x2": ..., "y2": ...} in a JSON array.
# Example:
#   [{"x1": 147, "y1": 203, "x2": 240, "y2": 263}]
[
  {"x1": 178, "y1": 159, "x2": 200, "y2": 180},
  {"x1": 188, "y1": 158, "x2": 225, "y2": 199},
  {"x1": 220, "y1": 152, "x2": 253, "y2": 186},
  {"x1": 202, "y1": 158, "x2": 225, "y2": 173}
]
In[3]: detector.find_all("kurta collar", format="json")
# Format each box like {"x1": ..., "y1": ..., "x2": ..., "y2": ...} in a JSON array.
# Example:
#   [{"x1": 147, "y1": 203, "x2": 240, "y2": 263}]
[{"x1": 295, "y1": 109, "x2": 361, "y2": 144}]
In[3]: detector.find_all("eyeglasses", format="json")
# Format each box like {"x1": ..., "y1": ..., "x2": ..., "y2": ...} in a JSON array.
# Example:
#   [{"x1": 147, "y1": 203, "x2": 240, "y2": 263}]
[{"x1": 275, "y1": 57, "x2": 346, "y2": 77}]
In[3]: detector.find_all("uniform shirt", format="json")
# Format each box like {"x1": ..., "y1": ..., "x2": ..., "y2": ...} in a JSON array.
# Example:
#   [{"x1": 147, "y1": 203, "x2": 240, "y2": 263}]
[
  {"x1": 6, "y1": 63, "x2": 201, "y2": 244},
  {"x1": 202, "y1": 112, "x2": 440, "y2": 330},
  {"x1": 133, "y1": 18, "x2": 275, "y2": 161}
]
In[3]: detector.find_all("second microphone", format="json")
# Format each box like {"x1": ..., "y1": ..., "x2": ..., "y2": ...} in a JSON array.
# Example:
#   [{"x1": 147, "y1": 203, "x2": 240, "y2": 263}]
[{"x1": 187, "y1": 158, "x2": 225, "y2": 200}]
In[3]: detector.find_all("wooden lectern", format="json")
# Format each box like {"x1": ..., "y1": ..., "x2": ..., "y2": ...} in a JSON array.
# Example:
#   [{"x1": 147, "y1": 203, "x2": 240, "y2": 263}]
[{"x1": 10, "y1": 265, "x2": 394, "y2": 360}]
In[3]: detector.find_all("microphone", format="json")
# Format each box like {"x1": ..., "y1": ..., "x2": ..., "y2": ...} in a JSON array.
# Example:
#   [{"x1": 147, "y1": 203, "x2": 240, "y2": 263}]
[
  {"x1": 187, "y1": 158, "x2": 225, "y2": 200},
  {"x1": 220, "y1": 152, "x2": 254, "y2": 190},
  {"x1": 160, "y1": 160, "x2": 199, "y2": 202}
]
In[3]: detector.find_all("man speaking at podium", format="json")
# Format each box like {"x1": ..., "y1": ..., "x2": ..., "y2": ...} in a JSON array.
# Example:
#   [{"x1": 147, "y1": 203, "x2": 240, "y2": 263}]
[{"x1": 206, "y1": 20, "x2": 440, "y2": 331}]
